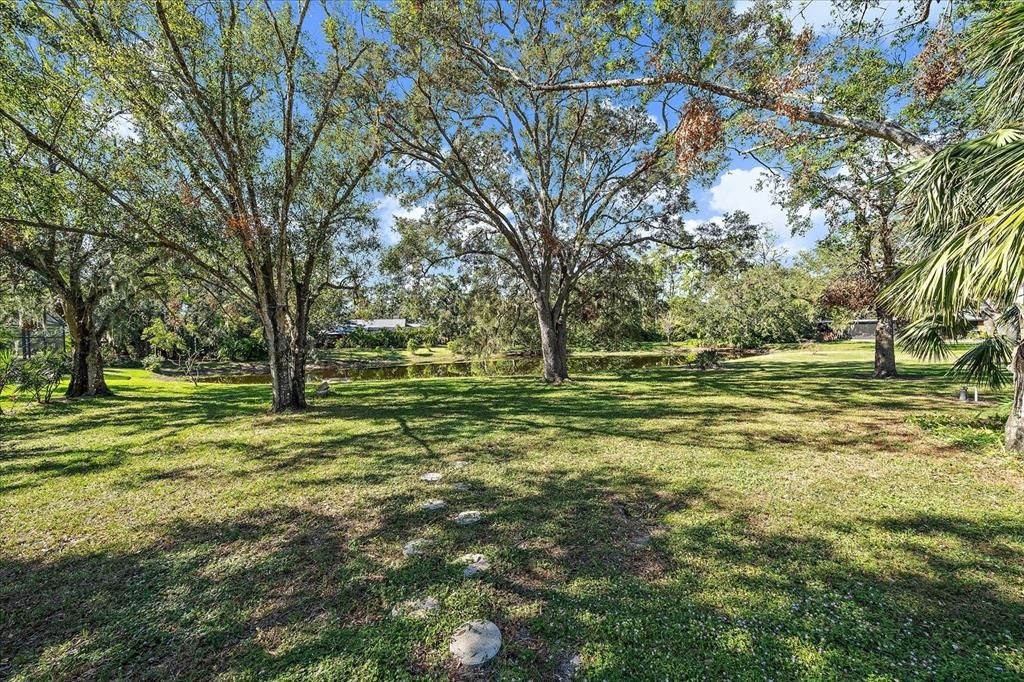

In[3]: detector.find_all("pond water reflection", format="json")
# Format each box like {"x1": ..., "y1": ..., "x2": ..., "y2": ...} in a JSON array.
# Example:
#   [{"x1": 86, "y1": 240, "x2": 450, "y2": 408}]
[{"x1": 199, "y1": 351, "x2": 744, "y2": 384}]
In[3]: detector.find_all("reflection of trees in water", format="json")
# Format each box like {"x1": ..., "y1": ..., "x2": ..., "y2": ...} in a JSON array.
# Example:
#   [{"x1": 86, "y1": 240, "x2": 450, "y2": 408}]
[{"x1": 206, "y1": 352, "x2": 751, "y2": 385}]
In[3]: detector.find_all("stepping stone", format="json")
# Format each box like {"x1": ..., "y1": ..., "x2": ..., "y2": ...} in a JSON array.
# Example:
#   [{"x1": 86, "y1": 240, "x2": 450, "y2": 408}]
[
  {"x1": 455, "y1": 510, "x2": 483, "y2": 525},
  {"x1": 456, "y1": 553, "x2": 490, "y2": 577},
  {"x1": 391, "y1": 596, "x2": 440, "y2": 618},
  {"x1": 403, "y1": 538, "x2": 432, "y2": 557},
  {"x1": 630, "y1": 532, "x2": 651, "y2": 548},
  {"x1": 420, "y1": 499, "x2": 446, "y2": 511},
  {"x1": 452, "y1": 482, "x2": 470, "y2": 491},
  {"x1": 452, "y1": 460, "x2": 468, "y2": 469},
  {"x1": 450, "y1": 619, "x2": 502, "y2": 666},
  {"x1": 558, "y1": 652, "x2": 582, "y2": 680},
  {"x1": 420, "y1": 472, "x2": 443, "y2": 482}
]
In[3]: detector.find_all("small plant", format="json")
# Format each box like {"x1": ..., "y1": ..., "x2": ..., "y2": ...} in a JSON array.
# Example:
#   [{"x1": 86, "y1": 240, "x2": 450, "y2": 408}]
[
  {"x1": 0, "y1": 349, "x2": 17, "y2": 414},
  {"x1": 17, "y1": 350, "x2": 68, "y2": 404},
  {"x1": 179, "y1": 343, "x2": 204, "y2": 387},
  {"x1": 406, "y1": 338, "x2": 418, "y2": 355},
  {"x1": 799, "y1": 338, "x2": 819, "y2": 354},
  {"x1": 693, "y1": 349, "x2": 721, "y2": 370},
  {"x1": 143, "y1": 317, "x2": 205, "y2": 385},
  {"x1": 142, "y1": 353, "x2": 164, "y2": 372}
]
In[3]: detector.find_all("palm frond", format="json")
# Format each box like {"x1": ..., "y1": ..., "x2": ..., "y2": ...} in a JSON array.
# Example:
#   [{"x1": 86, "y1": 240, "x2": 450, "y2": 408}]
[
  {"x1": 950, "y1": 334, "x2": 1014, "y2": 389},
  {"x1": 997, "y1": 305, "x2": 1021, "y2": 338},
  {"x1": 969, "y1": 2, "x2": 1024, "y2": 126},
  {"x1": 886, "y1": 127, "x2": 1024, "y2": 318},
  {"x1": 897, "y1": 314, "x2": 974, "y2": 361}
]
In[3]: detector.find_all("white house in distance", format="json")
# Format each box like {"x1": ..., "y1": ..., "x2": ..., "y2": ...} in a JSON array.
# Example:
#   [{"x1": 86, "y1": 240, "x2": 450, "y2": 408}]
[
  {"x1": 320, "y1": 318, "x2": 423, "y2": 342},
  {"x1": 350, "y1": 319, "x2": 417, "y2": 332}
]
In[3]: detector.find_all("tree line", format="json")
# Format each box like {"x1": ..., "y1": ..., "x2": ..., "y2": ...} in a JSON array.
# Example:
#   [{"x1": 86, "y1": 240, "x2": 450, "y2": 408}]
[{"x1": 1, "y1": 0, "x2": 1022, "y2": 448}]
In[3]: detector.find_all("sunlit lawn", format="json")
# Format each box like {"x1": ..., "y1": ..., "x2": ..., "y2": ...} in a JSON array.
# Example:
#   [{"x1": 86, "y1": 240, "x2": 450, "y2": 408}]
[{"x1": 1, "y1": 342, "x2": 1022, "y2": 680}]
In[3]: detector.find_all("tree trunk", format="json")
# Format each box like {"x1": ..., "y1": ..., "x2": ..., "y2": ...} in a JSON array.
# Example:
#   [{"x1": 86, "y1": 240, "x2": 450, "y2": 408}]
[
  {"x1": 288, "y1": 295, "x2": 309, "y2": 409},
  {"x1": 259, "y1": 296, "x2": 307, "y2": 412},
  {"x1": 1005, "y1": 344, "x2": 1024, "y2": 452},
  {"x1": 873, "y1": 310, "x2": 897, "y2": 378},
  {"x1": 536, "y1": 303, "x2": 569, "y2": 383},
  {"x1": 63, "y1": 300, "x2": 112, "y2": 398}
]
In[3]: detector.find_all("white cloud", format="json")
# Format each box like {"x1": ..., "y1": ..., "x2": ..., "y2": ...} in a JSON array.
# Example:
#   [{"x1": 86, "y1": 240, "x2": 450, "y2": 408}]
[
  {"x1": 705, "y1": 167, "x2": 824, "y2": 257},
  {"x1": 683, "y1": 216, "x2": 723, "y2": 234},
  {"x1": 104, "y1": 113, "x2": 139, "y2": 142},
  {"x1": 708, "y1": 168, "x2": 786, "y2": 228},
  {"x1": 374, "y1": 196, "x2": 426, "y2": 245}
]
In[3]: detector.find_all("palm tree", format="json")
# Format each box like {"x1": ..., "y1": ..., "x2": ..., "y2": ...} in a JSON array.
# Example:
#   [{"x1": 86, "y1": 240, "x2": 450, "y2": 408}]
[{"x1": 885, "y1": 3, "x2": 1024, "y2": 450}]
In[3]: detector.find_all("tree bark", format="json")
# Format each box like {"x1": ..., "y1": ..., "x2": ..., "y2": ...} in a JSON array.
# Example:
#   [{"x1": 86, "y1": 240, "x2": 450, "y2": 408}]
[
  {"x1": 536, "y1": 302, "x2": 569, "y2": 383},
  {"x1": 288, "y1": 292, "x2": 310, "y2": 409},
  {"x1": 63, "y1": 299, "x2": 112, "y2": 398},
  {"x1": 259, "y1": 292, "x2": 308, "y2": 412},
  {"x1": 873, "y1": 310, "x2": 898, "y2": 378},
  {"x1": 1005, "y1": 345, "x2": 1024, "y2": 452},
  {"x1": 263, "y1": 318, "x2": 305, "y2": 412}
]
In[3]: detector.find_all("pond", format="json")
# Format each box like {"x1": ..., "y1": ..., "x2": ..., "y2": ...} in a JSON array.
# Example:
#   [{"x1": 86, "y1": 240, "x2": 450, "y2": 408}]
[{"x1": 199, "y1": 351, "x2": 744, "y2": 385}]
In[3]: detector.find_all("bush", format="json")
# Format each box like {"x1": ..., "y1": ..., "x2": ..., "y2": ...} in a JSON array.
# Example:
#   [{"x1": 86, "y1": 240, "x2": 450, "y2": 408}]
[
  {"x1": 17, "y1": 350, "x2": 68, "y2": 404},
  {"x1": 216, "y1": 331, "x2": 266, "y2": 361},
  {"x1": 331, "y1": 326, "x2": 433, "y2": 351},
  {"x1": 693, "y1": 349, "x2": 721, "y2": 370},
  {"x1": 142, "y1": 353, "x2": 164, "y2": 372},
  {"x1": 0, "y1": 349, "x2": 16, "y2": 413}
]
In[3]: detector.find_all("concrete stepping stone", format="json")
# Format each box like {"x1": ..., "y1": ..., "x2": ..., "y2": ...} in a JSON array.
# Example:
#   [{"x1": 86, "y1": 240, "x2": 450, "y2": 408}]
[
  {"x1": 456, "y1": 553, "x2": 490, "y2": 577},
  {"x1": 455, "y1": 510, "x2": 483, "y2": 525},
  {"x1": 630, "y1": 532, "x2": 651, "y2": 548},
  {"x1": 452, "y1": 460, "x2": 468, "y2": 469},
  {"x1": 391, "y1": 596, "x2": 440, "y2": 618},
  {"x1": 403, "y1": 538, "x2": 432, "y2": 557},
  {"x1": 450, "y1": 619, "x2": 502, "y2": 666},
  {"x1": 452, "y1": 482, "x2": 470, "y2": 491},
  {"x1": 558, "y1": 652, "x2": 582, "y2": 680},
  {"x1": 420, "y1": 472, "x2": 443, "y2": 482},
  {"x1": 420, "y1": 499, "x2": 446, "y2": 511}
]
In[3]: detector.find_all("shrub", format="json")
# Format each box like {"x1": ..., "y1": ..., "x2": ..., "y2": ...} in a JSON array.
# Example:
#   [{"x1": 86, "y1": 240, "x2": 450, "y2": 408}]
[
  {"x1": 142, "y1": 353, "x2": 164, "y2": 372},
  {"x1": 693, "y1": 349, "x2": 721, "y2": 370},
  {"x1": 18, "y1": 350, "x2": 68, "y2": 404},
  {"x1": 216, "y1": 331, "x2": 266, "y2": 361},
  {"x1": 0, "y1": 349, "x2": 16, "y2": 413}
]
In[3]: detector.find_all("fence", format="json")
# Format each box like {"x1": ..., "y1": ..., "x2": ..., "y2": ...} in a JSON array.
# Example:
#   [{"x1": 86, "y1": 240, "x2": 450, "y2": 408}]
[{"x1": 1, "y1": 327, "x2": 67, "y2": 359}]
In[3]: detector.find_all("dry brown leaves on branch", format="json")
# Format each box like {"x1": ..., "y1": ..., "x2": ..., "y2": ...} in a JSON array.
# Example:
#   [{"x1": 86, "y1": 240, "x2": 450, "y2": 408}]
[
  {"x1": 178, "y1": 180, "x2": 200, "y2": 210},
  {"x1": 673, "y1": 99, "x2": 722, "y2": 178},
  {"x1": 912, "y1": 28, "x2": 964, "y2": 102},
  {"x1": 226, "y1": 213, "x2": 256, "y2": 249}
]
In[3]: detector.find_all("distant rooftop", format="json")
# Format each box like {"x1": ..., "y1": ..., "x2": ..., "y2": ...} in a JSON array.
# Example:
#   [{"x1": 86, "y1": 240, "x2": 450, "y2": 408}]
[
  {"x1": 323, "y1": 318, "x2": 424, "y2": 335},
  {"x1": 351, "y1": 318, "x2": 407, "y2": 329}
]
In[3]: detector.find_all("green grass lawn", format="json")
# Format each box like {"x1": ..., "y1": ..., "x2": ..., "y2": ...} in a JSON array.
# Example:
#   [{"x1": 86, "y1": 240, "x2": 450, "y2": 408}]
[{"x1": 2, "y1": 343, "x2": 1023, "y2": 680}]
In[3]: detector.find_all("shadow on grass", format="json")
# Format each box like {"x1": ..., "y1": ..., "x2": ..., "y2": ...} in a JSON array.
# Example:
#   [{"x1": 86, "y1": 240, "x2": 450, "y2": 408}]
[
  {"x1": 3, "y1": 355, "x2": 1018, "y2": 677},
  {"x1": 2, "y1": 466, "x2": 1022, "y2": 679},
  {"x1": 0, "y1": 357, "x2": 980, "y2": 495}
]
